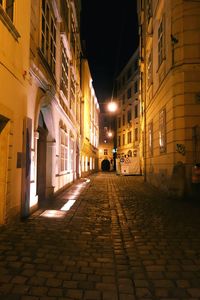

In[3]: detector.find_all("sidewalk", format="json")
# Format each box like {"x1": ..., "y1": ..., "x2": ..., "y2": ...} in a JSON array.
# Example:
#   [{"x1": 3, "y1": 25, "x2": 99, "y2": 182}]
[{"x1": 0, "y1": 172, "x2": 200, "y2": 300}]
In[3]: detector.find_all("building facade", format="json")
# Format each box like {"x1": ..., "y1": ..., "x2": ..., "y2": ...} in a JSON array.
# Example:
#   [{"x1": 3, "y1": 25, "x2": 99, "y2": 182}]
[
  {"x1": 115, "y1": 49, "x2": 141, "y2": 173},
  {"x1": 137, "y1": 0, "x2": 200, "y2": 197},
  {"x1": 0, "y1": 0, "x2": 99, "y2": 224},
  {"x1": 80, "y1": 59, "x2": 99, "y2": 177}
]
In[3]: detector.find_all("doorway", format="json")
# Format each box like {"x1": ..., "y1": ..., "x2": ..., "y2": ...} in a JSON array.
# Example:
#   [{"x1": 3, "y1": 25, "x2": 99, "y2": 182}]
[
  {"x1": 37, "y1": 113, "x2": 48, "y2": 206},
  {"x1": 101, "y1": 159, "x2": 110, "y2": 171},
  {"x1": 0, "y1": 116, "x2": 9, "y2": 224}
]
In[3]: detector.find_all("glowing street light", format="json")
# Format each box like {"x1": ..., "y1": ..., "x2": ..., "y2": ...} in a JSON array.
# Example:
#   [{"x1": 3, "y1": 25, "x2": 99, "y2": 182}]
[
  {"x1": 107, "y1": 131, "x2": 113, "y2": 137},
  {"x1": 107, "y1": 101, "x2": 117, "y2": 113}
]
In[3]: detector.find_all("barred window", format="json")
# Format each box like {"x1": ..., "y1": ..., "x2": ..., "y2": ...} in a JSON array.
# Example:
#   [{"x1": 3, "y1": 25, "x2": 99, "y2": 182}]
[{"x1": 41, "y1": 0, "x2": 56, "y2": 73}]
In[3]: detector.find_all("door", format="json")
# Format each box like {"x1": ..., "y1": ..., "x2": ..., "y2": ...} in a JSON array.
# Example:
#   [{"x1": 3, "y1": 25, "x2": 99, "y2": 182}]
[
  {"x1": 0, "y1": 117, "x2": 9, "y2": 224},
  {"x1": 37, "y1": 126, "x2": 47, "y2": 205}
]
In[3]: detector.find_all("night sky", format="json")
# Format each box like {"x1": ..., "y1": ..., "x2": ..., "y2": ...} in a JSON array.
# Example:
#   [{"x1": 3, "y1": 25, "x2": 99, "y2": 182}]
[{"x1": 81, "y1": 1, "x2": 139, "y2": 103}]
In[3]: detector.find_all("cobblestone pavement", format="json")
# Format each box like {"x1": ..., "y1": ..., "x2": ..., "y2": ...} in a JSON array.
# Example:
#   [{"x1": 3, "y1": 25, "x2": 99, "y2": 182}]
[{"x1": 1, "y1": 172, "x2": 200, "y2": 300}]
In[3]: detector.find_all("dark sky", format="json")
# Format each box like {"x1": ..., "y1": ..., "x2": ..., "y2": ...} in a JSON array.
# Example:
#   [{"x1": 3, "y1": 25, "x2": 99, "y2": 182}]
[{"x1": 81, "y1": 1, "x2": 139, "y2": 103}]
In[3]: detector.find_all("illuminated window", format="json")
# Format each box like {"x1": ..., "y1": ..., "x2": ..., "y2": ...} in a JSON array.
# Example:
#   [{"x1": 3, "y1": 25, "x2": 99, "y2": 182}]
[
  {"x1": 104, "y1": 149, "x2": 108, "y2": 155},
  {"x1": 60, "y1": 41, "x2": 69, "y2": 98},
  {"x1": 158, "y1": 17, "x2": 165, "y2": 66},
  {"x1": 159, "y1": 108, "x2": 166, "y2": 153},
  {"x1": 41, "y1": 0, "x2": 56, "y2": 74},
  {"x1": 148, "y1": 121, "x2": 153, "y2": 157},
  {"x1": 60, "y1": 128, "x2": 68, "y2": 172},
  {"x1": 127, "y1": 131, "x2": 132, "y2": 144},
  {"x1": 0, "y1": 0, "x2": 14, "y2": 21}
]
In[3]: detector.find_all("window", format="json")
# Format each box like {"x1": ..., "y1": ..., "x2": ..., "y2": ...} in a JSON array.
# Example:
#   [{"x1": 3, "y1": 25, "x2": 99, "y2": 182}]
[
  {"x1": 127, "y1": 88, "x2": 132, "y2": 99},
  {"x1": 134, "y1": 81, "x2": 138, "y2": 93},
  {"x1": 0, "y1": 0, "x2": 14, "y2": 21},
  {"x1": 127, "y1": 131, "x2": 132, "y2": 144},
  {"x1": 135, "y1": 128, "x2": 138, "y2": 142},
  {"x1": 41, "y1": 0, "x2": 56, "y2": 73},
  {"x1": 135, "y1": 104, "x2": 138, "y2": 118},
  {"x1": 122, "y1": 114, "x2": 125, "y2": 126},
  {"x1": 60, "y1": 128, "x2": 68, "y2": 172},
  {"x1": 71, "y1": 15, "x2": 76, "y2": 53},
  {"x1": 118, "y1": 136, "x2": 121, "y2": 147},
  {"x1": 70, "y1": 72, "x2": 76, "y2": 113},
  {"x1": 148, "y1": 121, "x2": 153, "y2": 156},
  {"x1": 158, "y1": 17, "x2": 165, "y2": 66},
  {"x1": 127, "y1": 110, "x2": 132, "y2": 123},
  {"x1": 122, "y1": 134, "x2": 125, "y2": 145},
  {"x1": 118, "y1": 117, "x2": 121, "y2": 128},
  {"x1": 159, "y1": 108, "x2": 166, "y2": 153},
  {"x1": 122, "y1": 94, "x2": 125, "y2": 105},
  {"x1": 127, "y1": 68, "x2": 132, "y2": 79},
  {"x1": 104, "y1": 149, "x2": 108, "y2": 155},
  {"x1": 147, "y1": 50, "x2": 153, "y2": 87},
  {"x1": 60, "y1": 42, "x2": 69, "y2": 97}
]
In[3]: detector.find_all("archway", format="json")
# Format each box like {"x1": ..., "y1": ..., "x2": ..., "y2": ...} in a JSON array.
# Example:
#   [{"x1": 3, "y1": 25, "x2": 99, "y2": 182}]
[{"x1": 101, "y1": 159, "x2": 110, "y2": 171}]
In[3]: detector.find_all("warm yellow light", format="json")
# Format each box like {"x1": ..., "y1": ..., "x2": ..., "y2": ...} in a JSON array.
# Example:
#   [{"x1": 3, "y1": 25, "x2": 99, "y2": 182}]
[
  {"x1": 61, "y1": 200, "x2": 76, "y2": 211},
  {"x1": 107, "y1": 131, "x2": 113, "y2": 137},
  {"x1": 40, "y1": 210, "x2": 66, "y2": 218},
  {"x1": 107, "y1": 101, "x2": 117, "y2": 112}
]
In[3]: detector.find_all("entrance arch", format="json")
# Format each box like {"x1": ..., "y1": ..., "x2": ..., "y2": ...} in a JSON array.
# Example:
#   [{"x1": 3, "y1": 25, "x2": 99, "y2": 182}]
[{"x1": 101, "y1": 159, "x2": 110, "y2": 171}]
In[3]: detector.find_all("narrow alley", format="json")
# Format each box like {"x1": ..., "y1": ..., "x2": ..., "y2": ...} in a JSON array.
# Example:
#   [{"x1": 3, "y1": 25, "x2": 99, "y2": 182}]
[{"x1": 0, "y1": 173, "x2": 200, "y2": 300}]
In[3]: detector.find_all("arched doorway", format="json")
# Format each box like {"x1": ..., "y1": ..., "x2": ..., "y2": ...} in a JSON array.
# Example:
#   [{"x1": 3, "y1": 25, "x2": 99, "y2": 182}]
[
  {"x1": 37, "y1": 112, "x2": 48, "y2": 206},
  {"x1": 101, "y1": 159, "x2": 110, "y2": 171}
]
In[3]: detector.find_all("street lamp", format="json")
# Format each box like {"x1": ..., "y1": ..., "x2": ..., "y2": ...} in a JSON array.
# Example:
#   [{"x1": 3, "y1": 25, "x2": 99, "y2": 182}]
[{"x1": 107, "y1": 101, "x2": 118, "y2": 113}]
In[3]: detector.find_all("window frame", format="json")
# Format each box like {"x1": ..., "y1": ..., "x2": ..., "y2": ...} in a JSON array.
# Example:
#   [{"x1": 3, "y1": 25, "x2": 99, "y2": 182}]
[{"x1": 41, "y1": 0, "x2": 57, "y2": 74}]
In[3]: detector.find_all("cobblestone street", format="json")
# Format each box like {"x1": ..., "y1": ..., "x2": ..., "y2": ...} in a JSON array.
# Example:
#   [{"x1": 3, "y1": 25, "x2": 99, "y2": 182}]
[{"x1": 1, "y1": 172, "x2": 200, "y2": 300}]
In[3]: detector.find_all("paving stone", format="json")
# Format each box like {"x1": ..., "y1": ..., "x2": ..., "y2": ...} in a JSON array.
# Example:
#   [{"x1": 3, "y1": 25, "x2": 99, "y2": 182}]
[{"x1": 1, "y1": 173, "x2": 200, "y2": 300}]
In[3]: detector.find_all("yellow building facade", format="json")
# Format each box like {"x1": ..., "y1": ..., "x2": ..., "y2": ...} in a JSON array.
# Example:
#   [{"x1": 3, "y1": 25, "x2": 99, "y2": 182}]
[
  {"x1": 115, "y1": 49, "x2": 141, "y2": 174},
  {"x1": 80, "y1": 59, "x2": 99, "y2": 176},
  {"x1": 137, "y1": 0, "x2": 200, "y2": 197},
  {"x1": 0, "y1": 0, "x2": 31, "y2": 223},
  {"x1": 0, "y1": 0, "x2": 97, "y2": 224}
]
